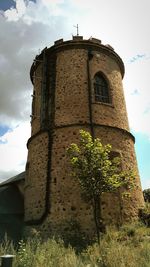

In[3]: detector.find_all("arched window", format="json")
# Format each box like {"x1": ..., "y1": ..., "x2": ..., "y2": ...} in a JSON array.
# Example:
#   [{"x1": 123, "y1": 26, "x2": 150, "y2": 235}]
[{"x1": 94, "y1": 73, "x2": 110, "y2": 103}]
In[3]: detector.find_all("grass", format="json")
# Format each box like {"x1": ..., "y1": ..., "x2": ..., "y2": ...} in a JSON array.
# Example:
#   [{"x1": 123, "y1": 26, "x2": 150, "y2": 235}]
[{"x1": 0, "y1": 222, "x2": 150, "y2": 267}]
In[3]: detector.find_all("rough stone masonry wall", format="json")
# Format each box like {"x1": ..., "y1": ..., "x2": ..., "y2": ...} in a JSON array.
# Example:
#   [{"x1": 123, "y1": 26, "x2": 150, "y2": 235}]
[
  {"x1": 44, "y1": 48, "x2": 96, "y2": 235},
  {"x1": 94, "y1": 126, "x2": 144, "y2": 225},
  {"x1": 55, "y1": 49, "x2": 90, "y2": 126},
  {"x1": 31, "y1": 63, "x2": 42, "y2": 136},
  {"x1": 45, "y1": 126, "x2": 96, "y2": 236},
  {"x1": 24, "y1": 40, "x2": 144, "y2": 237},
  {"x1": 89, "y1": 51, "x2": 129, "y2": 131},
  {"x1": 25, "y1": 131, "x2": 49, "y2": 221}
]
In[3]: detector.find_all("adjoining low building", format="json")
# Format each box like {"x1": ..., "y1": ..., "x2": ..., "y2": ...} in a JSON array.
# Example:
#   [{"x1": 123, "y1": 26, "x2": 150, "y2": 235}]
[{"x1": 0, "y1": 172, "x2": 25, "y2": 242}]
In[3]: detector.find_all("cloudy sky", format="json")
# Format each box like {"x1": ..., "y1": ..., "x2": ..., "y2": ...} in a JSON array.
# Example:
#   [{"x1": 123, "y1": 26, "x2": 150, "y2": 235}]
[{"x1": 0, "y1": 0, "x2": 149, "y2": 189}]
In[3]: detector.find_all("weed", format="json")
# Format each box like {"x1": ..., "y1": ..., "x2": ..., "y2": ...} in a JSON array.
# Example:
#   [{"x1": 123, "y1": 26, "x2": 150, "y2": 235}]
[{"x1": 0, "y1": 223, "x2": 149, "y2": 267}]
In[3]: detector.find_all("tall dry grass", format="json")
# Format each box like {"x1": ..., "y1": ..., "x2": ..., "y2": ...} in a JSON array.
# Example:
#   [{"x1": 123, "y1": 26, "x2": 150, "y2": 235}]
[{"x1": 0, "y1": 223, "x2": 149, "y2": 267}]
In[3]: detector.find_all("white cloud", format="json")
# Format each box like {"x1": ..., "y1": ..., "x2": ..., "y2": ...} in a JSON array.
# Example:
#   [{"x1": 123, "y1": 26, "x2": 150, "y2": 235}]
[
  {"x1": 4, "y1": 0, "x2": 26, "y2": 21},
  {"x1": 0, "y1": 0, "x2": 150, "y2": 187},
  {"x1": 0, "y1": 0, "x2": 72, "y2": 181},
  {"x1": 0, "y1": 0, "x2": 70, "y2": 127},
  {"x1": 0, "y1": 121, "x2": 30, "y2": 181},
  {"x1": 124, "y1": 58, "x2": 150, "y2": 138},
  {"x1": 142, "y1": 179, "x2": 150, "y2": 191}
]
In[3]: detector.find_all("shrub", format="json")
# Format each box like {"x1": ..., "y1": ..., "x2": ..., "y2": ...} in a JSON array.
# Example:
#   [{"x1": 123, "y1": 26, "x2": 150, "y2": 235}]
[
  {"x1": 139, "y1": 203, "x2": 150, "y2": 227},
  {"x1": 0, "y1": 224, "x2": 150, "y2": 267},
  {"x1": 143, "y1": 188, "x2": 150, "y2": 202}
]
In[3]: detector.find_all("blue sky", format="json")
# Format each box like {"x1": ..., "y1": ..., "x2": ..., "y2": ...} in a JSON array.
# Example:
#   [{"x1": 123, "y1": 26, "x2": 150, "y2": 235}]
[
  {"x1": 134, "y1": 133, "x2": 150, "y2": 189},
  {"x1": 0, "y1": 126, "x2": 10, "y2": 137},
  {"x1": 0, "y1": 0, "x2": 36, "y2": 10},
  {"x1": 0, "y1": 0, "x2": 15, "y2": 10},
  {"x1": 0, "y1": 0, "x2": 149, "y2": 189}
]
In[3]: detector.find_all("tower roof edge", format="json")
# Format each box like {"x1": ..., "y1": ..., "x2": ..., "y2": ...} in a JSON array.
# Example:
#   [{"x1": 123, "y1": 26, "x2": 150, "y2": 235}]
[{"x1": 30, "y1": 37, "x2": 125, "y2": 83}]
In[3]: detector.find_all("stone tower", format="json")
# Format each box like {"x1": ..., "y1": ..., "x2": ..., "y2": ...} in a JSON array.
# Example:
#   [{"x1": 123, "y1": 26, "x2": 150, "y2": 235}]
[{"x1": 24, "y1": 36, "x2": 144, "y2": 236}]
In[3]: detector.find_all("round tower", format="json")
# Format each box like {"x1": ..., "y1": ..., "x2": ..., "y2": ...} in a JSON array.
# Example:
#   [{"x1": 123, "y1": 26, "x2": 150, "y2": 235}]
[{"x1": 24, "y1": 36, "x2": 144, "y2": 236}]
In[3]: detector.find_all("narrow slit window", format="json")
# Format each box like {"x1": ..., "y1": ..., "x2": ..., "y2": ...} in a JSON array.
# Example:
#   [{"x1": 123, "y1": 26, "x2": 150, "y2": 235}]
[{"x1": 94, "y1": 73, "x2": 110, "y2": 103}]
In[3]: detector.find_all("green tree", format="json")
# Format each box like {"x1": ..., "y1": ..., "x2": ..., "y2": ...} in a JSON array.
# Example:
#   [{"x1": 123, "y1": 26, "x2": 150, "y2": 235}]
[
  {"x1": 143, "y1": 188, "x2": 150, "y2": 202},
  {"x1": 67, "y1": 130, "x2": 135, "y2": 242}
]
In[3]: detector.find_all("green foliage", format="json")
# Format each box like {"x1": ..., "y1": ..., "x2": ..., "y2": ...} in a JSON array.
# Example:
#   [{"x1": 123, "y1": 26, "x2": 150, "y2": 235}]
[
  {"x1": 17, "y1": 240, "x2": 31, "y2": 267},
  {"x1": 53, "y1": 219, "x2": 92, "y2": 253},
  {"x1": 67, "y1": 130, "x2": 135, "y2": 200},
  {"x1": 67, "y1": 130, "x2": 135, "y2": 240},
  {"x1": 143, "y1": 188, "x2": 150, "y2": 202},
  {"x1": 139, "y1": 202, "x2": 150, "y2": 227},
  {"x1": 0, "y1": 224, "x2": 150, "y2": 267},
  {"x1": 0, "y1": 234, "x2": 15, "y2": 255}
]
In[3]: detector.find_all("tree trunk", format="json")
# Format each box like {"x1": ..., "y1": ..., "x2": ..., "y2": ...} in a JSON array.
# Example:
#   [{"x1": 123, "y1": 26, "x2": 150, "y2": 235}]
[
  {"x1": 93, "y1": 197, "x2": 100, "y2": 243},
  {"x1": 118, "y1": 189, "x2": 123, "y2": 227},
  {"x1": 93, "y1": 195, "x2": 105, "y2": 243}
]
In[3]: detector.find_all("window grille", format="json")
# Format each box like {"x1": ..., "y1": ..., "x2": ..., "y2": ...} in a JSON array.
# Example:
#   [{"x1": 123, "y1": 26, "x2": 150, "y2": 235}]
[{"x1": 94, "y1": 73, "x2": 110, "y2": 103}]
